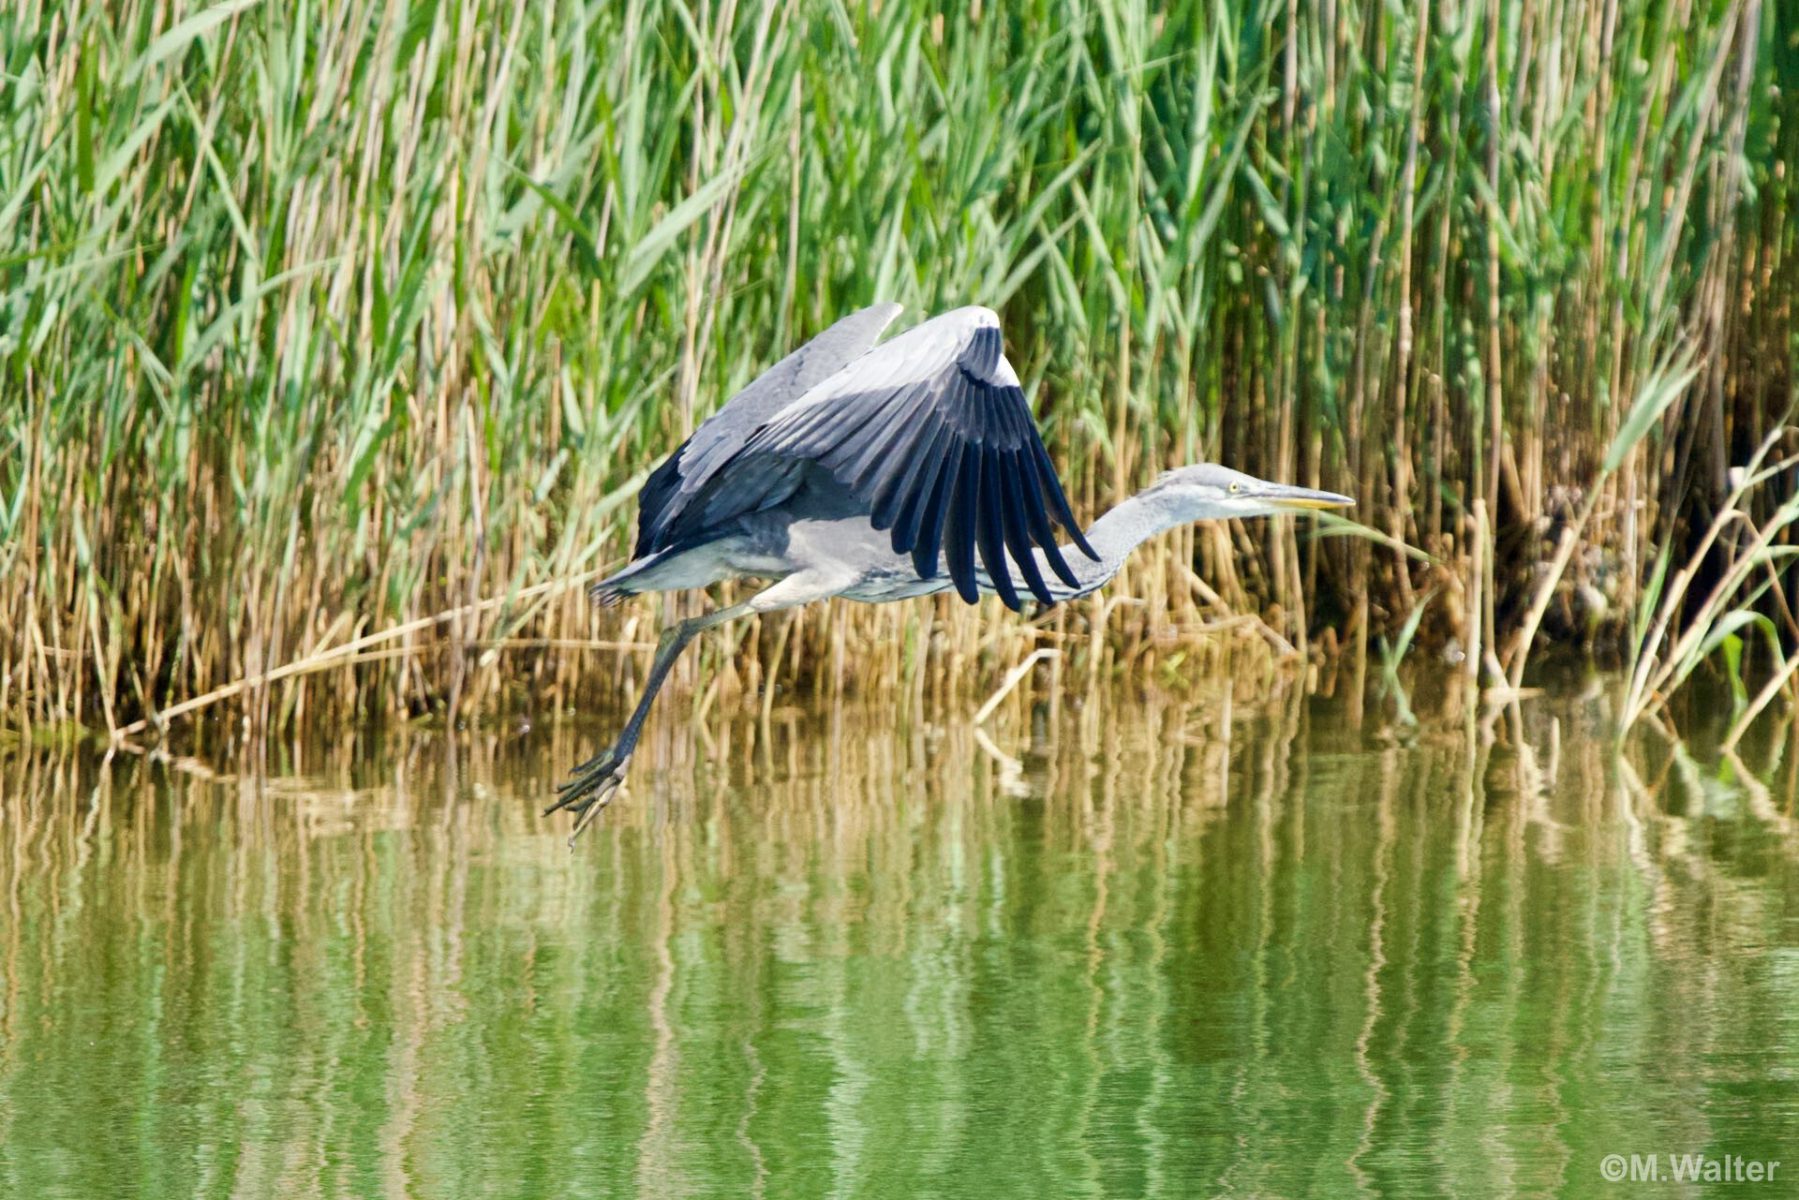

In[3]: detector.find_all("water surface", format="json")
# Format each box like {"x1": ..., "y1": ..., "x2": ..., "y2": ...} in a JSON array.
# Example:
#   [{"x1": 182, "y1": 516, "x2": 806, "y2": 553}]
[{"x1": 2, "y1": 683, "x2": 1796, "y2": 1197}]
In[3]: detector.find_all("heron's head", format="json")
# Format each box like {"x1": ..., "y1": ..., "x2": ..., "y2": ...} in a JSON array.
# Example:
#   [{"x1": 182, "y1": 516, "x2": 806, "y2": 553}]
[{"x1": 1146, "y1": 464, "x2": 1354, "y2": 522}]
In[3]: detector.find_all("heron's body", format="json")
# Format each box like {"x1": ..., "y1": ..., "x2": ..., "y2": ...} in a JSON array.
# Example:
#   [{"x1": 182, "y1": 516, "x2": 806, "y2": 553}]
[
  {"x1": 597, "y1": 468, "x2": 949, "y2": 605},
  {"x1": 550, "y1": 304, "x2": 1351, "y2": 838}
]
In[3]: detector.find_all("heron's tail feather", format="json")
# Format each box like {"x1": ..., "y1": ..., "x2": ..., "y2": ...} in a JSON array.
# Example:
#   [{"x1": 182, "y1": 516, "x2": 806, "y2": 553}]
[
  {"x1": 591, "y1": 537, "x2": 722, "y2": 606},
  {"x1": 591, "y1": 577, "x2": 632, "y2": 607},
  {"x1": 591, "y1": 552, "x2": 665, "y2": 606}
]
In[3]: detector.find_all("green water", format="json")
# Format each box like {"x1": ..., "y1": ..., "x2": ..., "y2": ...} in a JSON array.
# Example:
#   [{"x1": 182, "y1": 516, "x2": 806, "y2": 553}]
[{"x1": 2, "y1": 686, "x2": 1796, "y2": 1198}]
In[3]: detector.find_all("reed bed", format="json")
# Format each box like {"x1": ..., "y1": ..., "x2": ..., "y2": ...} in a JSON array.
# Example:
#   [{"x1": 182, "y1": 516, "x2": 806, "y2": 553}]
[{"x1": 2, "y1": 0, "x2": 1794, "y2": 736}]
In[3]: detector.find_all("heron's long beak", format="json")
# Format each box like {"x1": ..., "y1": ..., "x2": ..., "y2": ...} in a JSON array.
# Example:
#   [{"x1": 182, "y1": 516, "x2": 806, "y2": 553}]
[{"x1": 1262, "y1": 483, "x2": 1356, "y2": 511}]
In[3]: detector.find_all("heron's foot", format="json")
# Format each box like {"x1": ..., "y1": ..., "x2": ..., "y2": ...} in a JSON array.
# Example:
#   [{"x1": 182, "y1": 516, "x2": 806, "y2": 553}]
[{"x1": 546, "y1": 746, "x2": 632, "y2": 845}]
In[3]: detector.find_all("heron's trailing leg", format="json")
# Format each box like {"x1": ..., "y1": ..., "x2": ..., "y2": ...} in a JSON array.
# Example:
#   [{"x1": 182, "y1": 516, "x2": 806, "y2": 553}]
[
  {"x1": 548, "y1": 572, "x2": 838, "y2": 843},
  {"x1": 547, "y1": 608, "x2": 728, "y2": 840}
]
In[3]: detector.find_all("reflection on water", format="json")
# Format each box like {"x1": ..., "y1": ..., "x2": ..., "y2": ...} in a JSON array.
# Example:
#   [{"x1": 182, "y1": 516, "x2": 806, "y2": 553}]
[{"x1": 2, "y1": 683, "x2": 1797, "y2": 1198}]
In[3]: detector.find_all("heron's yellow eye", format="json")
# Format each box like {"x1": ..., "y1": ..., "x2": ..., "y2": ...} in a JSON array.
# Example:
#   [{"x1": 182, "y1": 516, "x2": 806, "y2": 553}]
[{"x1": 1229, "y1": 482, "x2": 1242, "y2": 494}]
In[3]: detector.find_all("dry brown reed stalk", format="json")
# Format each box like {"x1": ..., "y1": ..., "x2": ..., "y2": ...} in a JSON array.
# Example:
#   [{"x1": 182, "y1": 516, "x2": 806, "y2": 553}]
[{"x1": 1622, "y1": 426, "x2": 1799, "y2": 734}]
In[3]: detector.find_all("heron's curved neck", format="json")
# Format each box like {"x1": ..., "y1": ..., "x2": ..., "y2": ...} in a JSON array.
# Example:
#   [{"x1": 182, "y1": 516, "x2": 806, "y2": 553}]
[{"x1": 1058, "y1": 488, "x2": 1192, "y2": 599}]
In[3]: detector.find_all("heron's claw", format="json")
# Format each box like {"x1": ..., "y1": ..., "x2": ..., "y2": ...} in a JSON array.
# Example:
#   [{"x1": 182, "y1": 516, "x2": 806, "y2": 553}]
[{"x1": 546, "y1": 747, "x2": 631, "y2": 845}]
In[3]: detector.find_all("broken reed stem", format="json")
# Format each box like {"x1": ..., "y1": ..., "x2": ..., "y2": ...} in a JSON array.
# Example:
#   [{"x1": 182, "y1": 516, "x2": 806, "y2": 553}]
[
  {"x1": 974, "y1": 649, "x2": 1061, "y2": 725},
  {"x1": 113, "y1": 571, "x2": 604, "y2": 739}
]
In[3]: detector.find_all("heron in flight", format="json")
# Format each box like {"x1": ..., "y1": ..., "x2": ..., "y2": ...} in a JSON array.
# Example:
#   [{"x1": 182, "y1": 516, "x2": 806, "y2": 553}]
[{"x1": 550, "y1": 304, "x2": 1350, "y2": 837}]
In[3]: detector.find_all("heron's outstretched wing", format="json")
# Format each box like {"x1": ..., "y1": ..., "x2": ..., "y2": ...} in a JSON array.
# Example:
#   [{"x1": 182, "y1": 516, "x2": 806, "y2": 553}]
[
  {"x1": 664, "y1": 306, "x2": 1097, "y2": 610},
  {"x1": 633, "y1": 302, "x2": 904, "y2": 560}
]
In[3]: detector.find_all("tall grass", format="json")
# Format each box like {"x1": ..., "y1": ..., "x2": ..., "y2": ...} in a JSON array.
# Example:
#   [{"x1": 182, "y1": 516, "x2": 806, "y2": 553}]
[{"x1": 2, "y1": 0, "x2": 1794, "y2": 734}]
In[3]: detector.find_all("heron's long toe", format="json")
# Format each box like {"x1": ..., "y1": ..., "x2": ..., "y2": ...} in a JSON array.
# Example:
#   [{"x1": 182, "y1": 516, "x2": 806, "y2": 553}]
[{"x1": 547, "y1": 748, "x2": 632, "y2": 844}]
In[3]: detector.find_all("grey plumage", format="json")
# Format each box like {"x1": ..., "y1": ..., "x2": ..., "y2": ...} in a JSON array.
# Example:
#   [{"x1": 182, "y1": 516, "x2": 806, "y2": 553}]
[
  {"x1": 631, "y1": 302, "x2": 905, "y2": 564},
  {"x1": 618, "y1": 304, "x2": 1094, "y2": 609},
  {"x1": 552, "y1": 305, "x2": 1354, "y2": 842}
]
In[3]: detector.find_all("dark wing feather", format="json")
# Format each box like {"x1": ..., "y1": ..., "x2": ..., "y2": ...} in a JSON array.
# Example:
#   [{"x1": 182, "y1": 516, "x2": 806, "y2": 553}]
[
  {"x1": 941, "y1": 443, "x2": 982, "y2": 604},
  {"x1": 633, "y1": 302, "x2": 903, "y2": 558},
  {"x1": 871, "y1": 412, "x2": 948, "y2": 529},
  {"x1": 744, "y1": 306, "x2": 1097, "y2": 610},
  {"x1": 996, "y1": 450, "x2": 1052, "y2": 603},
  {"x1": 906, "y1": 438, "x2": 964, "y2": 582},
  {"x1": 1018, "y1": 440, "x2": 1083, "y2": 589},
  {"x1": 632, "y1": 449, "x2": 689, "y2": 560},
  {"x1": 976, "y1": 452, "x2": 1017, "y2": 609}
]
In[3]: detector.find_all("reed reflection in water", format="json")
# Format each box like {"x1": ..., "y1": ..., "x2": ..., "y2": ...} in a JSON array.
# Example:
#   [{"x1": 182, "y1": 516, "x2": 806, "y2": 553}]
[{"x1": 2, "y1": 685, "x2": 1796, "y2": 1198}]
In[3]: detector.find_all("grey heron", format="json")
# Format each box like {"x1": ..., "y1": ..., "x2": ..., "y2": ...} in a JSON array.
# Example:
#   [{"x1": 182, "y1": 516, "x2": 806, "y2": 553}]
[{"x1": 550, "y1": 304, "x2": 1351, "y2": 837}]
